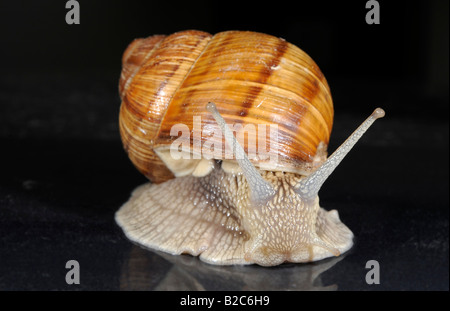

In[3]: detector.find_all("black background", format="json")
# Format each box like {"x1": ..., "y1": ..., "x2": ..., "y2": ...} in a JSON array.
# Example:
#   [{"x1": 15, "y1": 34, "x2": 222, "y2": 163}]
[{"x1": 0, "y1": 0, "x2": 448, "y2": 291}]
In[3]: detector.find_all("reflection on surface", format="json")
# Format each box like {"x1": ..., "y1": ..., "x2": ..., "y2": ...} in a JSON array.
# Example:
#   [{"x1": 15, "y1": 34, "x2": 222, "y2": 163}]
[{"x1": 120, "y1": 245, "x2": 347, "y2": 290}]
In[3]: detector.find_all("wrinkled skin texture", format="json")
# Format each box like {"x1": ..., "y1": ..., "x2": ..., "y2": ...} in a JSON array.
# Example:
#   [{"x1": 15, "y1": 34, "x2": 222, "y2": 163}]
[{"x1": 115, "y1": 168, "x2": 353, "y2": 266}]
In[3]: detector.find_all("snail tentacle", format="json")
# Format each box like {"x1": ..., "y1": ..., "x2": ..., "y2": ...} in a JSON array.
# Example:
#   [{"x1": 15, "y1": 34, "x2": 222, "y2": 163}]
[
  {"x1": 297, "y1": 108, "x2": 385, "y2": 199},
  {"x1": 206, "y1": 102, "x2": 275, "y2": 204}
]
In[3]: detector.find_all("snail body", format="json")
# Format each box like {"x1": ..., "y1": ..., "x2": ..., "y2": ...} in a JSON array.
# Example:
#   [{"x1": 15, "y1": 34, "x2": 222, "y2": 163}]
[{"x1": 115, "y1": 30, "x2": 384, "y2": 266}]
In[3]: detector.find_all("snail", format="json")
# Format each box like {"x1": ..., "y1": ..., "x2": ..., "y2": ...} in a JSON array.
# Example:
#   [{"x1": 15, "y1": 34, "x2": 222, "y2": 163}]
[{"x1": 115, "y1": 30, "x2": 385, "y2": 266}]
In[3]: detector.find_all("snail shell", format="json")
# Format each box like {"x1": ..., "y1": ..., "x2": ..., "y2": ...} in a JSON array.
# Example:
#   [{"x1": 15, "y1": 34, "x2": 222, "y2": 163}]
[
  {"x1": 115, "y1": 30, "x2": 385, "y2": 266},
  {"x1": 119, "y1": 30, "x2": 333, "y2": 184}
]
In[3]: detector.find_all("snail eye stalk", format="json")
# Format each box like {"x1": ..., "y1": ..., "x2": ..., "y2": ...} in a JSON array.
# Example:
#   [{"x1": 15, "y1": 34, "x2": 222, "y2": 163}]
[
  {"x1": 297, "y1": 108, "x2": 385, "y2": 200},
  {"x1": 206, "y1": 102, "x2": 275, "y2": 204}
]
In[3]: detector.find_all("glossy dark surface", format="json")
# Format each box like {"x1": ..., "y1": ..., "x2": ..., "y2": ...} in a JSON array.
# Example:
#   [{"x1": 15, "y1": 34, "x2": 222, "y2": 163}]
[
  {"x1": 1, "y1": 94, "x2": 448, "y2": 290},
  {"x1": 0, "y1": 0, "x2": 448, "y2": 291}
]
